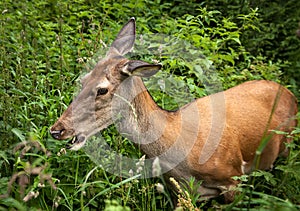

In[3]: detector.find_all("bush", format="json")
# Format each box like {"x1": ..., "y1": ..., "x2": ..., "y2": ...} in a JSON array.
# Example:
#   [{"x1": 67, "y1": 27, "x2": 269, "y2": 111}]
[{"x1": 0, "y1": 0, "x2": 299, "y2": 210}]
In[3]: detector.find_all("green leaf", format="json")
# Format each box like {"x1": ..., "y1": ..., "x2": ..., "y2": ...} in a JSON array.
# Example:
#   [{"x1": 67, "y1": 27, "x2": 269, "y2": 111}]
[{"x1": 11, "y1": 128, "x2": 26, "y2": 142}]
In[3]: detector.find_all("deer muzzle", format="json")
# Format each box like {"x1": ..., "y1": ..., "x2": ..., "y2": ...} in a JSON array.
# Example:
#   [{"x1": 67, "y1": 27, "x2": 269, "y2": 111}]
[{"x1": 50, "y1": 122, "x2": 87, "y2": 150}]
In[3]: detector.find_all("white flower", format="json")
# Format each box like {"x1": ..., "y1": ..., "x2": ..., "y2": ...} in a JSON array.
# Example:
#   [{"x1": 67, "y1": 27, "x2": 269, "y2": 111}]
[
  {"x1": 152, "y1": 157, "x2": 161, "y2": 177},
  {"x1": 129, "y1": 169, "x2": 134, "y2": 177},
  {"x1": 155, "y1": 183, "x2": 164, "y2": 193},
  {"x1": 136, "y1": 166, "x2": 143, "y2": 174}
]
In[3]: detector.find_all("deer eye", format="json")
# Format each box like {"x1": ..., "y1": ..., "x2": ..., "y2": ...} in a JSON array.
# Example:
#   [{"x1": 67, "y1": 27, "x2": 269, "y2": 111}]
[{"x1": 97, "y1": 88, "x2": 108, "y2": 96}]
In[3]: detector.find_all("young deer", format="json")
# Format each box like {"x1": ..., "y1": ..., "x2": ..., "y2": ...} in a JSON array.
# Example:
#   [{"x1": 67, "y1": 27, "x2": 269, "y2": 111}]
[{"x1": 50, "y1": 18, "x2": 298, "y2": 201}]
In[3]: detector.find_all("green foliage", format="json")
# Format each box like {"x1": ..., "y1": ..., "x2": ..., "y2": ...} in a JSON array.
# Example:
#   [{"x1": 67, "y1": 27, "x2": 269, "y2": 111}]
[
  {"x1": 0, "y1": 0, "x2": 299, "y2": 210},
  {"x1": 104, "y1": 200, "x2": 130, "y2": 211},
  {"x1": 204, "y1": 0, "x2": 300, "y2": 97}
]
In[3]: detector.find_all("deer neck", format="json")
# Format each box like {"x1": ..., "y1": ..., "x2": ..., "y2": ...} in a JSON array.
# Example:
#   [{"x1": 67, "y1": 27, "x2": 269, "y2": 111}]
[
  {"x1": 114, "y1": 76, "x2": 175, "y2": 156},
  {"x1": 114, "y1": 76, "x2": 200, "y2": 175}
]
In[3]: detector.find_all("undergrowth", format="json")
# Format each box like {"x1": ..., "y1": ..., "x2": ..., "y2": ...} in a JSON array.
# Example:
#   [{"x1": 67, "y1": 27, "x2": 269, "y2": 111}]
[{"x1": 0, "y1": 0, "x2": 299, "y2": 210}]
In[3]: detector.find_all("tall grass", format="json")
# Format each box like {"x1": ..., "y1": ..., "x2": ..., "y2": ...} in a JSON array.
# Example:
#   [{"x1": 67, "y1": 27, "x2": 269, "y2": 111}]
[{"x1": 0, "y1": 0, "x2": 299, "y2": 210}]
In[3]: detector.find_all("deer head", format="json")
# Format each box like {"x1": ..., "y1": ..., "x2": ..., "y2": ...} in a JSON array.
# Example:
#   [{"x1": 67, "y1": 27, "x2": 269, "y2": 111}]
[{"x1": 50, "y1": 18, "x2": 161, "y2": 150}]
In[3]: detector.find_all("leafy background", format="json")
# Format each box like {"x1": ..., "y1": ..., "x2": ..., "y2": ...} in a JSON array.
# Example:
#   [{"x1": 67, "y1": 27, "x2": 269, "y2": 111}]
[{"x1": 0, "y1": 0, "x2": 299, "y2": 210}]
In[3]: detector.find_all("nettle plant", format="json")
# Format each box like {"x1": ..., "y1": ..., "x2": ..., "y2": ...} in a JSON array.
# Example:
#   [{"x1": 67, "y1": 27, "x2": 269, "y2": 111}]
[{"x1": 154, "y1": 8, "x2": 287, "y2": 91}]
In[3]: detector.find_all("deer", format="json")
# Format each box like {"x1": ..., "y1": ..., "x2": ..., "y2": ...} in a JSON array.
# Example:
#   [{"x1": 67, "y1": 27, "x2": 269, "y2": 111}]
[{"x1": 50, "y1": 18, "x2": 298, "y2": 202}]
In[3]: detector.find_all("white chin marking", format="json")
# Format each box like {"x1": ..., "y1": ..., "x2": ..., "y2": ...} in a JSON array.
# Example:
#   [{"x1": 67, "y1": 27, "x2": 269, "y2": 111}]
[{"x1": 70, "y1": 139, "x2": 86, "y2": 151}]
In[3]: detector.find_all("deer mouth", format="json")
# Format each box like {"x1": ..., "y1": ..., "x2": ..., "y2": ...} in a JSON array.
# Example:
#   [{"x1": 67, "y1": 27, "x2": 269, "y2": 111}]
[{"x1": 66, "y1": 134, "x2": 86, "y2": 151}]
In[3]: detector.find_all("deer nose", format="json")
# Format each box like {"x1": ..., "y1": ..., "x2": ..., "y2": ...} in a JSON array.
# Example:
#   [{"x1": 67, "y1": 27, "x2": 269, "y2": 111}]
[{"x1": 50, "y1": 129, "x2": 65, "y2": 139}]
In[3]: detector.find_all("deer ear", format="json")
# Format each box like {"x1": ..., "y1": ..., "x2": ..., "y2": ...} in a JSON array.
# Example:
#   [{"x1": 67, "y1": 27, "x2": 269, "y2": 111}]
[
  {"x1": 121, "y1": 60, "x2": 162, "y2": 77},
  {"x1": 108, "y1": 17, "x2": 136, "y2": 56}
]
